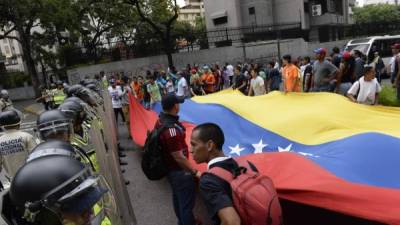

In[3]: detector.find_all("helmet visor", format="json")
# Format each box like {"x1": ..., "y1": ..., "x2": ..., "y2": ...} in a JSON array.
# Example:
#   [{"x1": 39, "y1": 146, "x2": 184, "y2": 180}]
[
  {"x1": 38, "y1": 120, "x2": 74, "y2": 141},
  {"x1": 56, "y1": 175, "x2": 119, "y2": 225}
]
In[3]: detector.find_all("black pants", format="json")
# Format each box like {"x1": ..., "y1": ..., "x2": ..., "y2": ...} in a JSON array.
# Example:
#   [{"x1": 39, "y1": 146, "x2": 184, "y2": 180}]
[{"x1": 114, "y1": 108, "x2": 125, "y2": 123}]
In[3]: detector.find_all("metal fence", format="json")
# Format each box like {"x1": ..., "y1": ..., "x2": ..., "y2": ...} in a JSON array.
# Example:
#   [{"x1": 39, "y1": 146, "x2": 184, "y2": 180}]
[{"x1": 66, "y1": 22, "x2": 400, "y2": 67}]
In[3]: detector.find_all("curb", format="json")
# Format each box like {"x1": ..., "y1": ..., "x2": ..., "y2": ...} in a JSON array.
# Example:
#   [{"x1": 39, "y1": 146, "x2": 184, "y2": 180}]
[{"x1": 24, "y1": 103, "x2": 44, "y2": 116}]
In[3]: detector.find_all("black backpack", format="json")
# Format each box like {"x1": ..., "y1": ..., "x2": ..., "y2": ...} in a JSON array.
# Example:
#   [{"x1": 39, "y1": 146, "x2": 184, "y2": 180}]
[{"x1": 141, "y1": 126, "x2": 168, "y2": 180}]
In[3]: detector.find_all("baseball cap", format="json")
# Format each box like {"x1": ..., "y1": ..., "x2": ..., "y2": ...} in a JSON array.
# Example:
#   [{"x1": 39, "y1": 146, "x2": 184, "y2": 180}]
[
  {"x1": 391, "y1": 43, "x2": 400, "y2": 49},
  {"x1": 314, "y1": 48, "x2": 327, "y2": 55},
  {"x1": 342, "y1": 51, "x2": 351, "y2": 60},
  {"x1": 162, "y1": 94, "x2": 185, "y2": 110}
]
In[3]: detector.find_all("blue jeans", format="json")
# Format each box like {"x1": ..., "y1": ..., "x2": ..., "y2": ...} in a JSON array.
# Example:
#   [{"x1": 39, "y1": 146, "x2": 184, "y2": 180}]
[{"x1": 167, "y1": 170, "x2": 196, "y2": 225}]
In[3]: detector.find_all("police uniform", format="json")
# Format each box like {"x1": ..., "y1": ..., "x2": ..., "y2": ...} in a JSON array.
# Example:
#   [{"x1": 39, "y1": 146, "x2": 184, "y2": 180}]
[
  {"x1": 0, "y1": 129, "x2": 37, "y2": 177},
  {"x1": 0, "y1": 98, "x2": 13, "y2": 112},
  {"x1": 52, "y1": 88, "x2": 66, "y2": 107}
]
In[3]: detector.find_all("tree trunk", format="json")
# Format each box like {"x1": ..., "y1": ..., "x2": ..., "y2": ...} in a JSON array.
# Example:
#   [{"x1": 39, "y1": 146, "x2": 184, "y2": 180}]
[
  {"x1": 163, "y1": 30, "x2": 174, "y2": 68},
  {"x1": 19, "y1": 32, "x2": 41, "y2": 97}
]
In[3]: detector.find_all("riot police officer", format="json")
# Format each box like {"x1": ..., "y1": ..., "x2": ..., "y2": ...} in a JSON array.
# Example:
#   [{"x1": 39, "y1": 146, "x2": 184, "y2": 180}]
[
  {"x1": 36, "y1": 110, "x2": 73, "y2": 141},
  {"x1": 1, "y1": 154, "x2": 119, "y2": 225},
  {"x1": 67, "y1": 84, "x2": 98, "y2": 107},
  {"x1": 0, "y1": 90, "x2": 14, "y2": 112},
  {"x1": 36, "y1": 109, "x2": 96, "y2": 170},
  {"x1": 0, "y1": 110, "x2": 37, "y2": 177},
  {"x1": 59, "y1": 100, "x2": 100, "y2": 171},
  {"x1": 52, "y1": 81, "x2": 66, "y2": 109}
]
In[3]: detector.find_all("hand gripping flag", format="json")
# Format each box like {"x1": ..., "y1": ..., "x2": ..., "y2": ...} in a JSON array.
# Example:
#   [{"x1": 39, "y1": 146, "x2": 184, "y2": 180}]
[{"x1": 129, "y1": 90, "x2": 400, "y2": 224}]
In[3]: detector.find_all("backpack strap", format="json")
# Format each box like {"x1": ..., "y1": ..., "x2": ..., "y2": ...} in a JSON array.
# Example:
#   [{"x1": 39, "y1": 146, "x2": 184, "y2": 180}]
[{"x1": 207, "y1": 159, "x2": 258, "y2": 182}]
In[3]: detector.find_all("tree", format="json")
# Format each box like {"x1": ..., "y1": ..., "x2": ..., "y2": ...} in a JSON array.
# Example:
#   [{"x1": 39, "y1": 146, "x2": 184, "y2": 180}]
[
  {"x1": 0, "y1": 0, "x2": 81, "y2": 94},
  {"x1": 194, "y1": 16, "x2": 208, "y2": 49},
  {"x1": 173, "y1": 21, "x2": 195, "y2": 51},
  {"x1": 125, "y1": 0, "x2": 179, "y2": 67},
  {"x1": 353, "y1": 4, "x2": 400, "y2": 24},
  {"x1": 0, "y1": 0, "x2": 45, "y2": 96},
  {"x1": 74, "y1": 0, "x2": 137, "y2": 63}
]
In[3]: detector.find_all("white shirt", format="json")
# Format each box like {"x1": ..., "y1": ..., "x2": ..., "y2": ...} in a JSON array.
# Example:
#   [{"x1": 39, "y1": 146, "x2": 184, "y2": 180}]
[
  {"x1": 176, "y1": 77, "x2": 188, "y2": 97},
  {"x1": 166, "y1": 80, "x2": 175, "y2": 93},
  {"x1": 226, "y1": 64, "x2": 234, "y2": 77},
  {"x1": 207, "y1": 156, "x2": 231, "y2": 170},
  {"x1": 389, "y1": 56, "x2": 395, "y2": 73},
  {"x1": 0, "y1": 129, "x2": 37, "y2": 177},
  {"x1": 348, "y1": 77, "x2": 382, "y2": 105},
  {"x1": 250, "y1": 76, "x2": 266, "y2": 96},
  {"x1": 108, "y1": 86, "x2": 123, "y2": 108}
]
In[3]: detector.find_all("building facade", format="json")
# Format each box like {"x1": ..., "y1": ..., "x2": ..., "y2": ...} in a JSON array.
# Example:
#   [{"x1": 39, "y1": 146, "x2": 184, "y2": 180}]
[
  {"x1": 0, "y1": 31, "x2": 26, "y2": 72},
  {"x1": 178, "y1": 0, "x2": 205, "y2": 25},
  {"x1": 362, "y1": 0, "x2": 398, "y2": 5},
  {"x1": 204, "y1": 0, "x2": 356, "y2": 44}
]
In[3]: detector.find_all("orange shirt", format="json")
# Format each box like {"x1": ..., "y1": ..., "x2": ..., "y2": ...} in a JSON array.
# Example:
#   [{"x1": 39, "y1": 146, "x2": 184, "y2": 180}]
[
  {"x1": 131, "y1": 81, "x2": 144, "y2": 100},
  {"x1": 202, "y1": 73, "x2": 216, "y2": 93},
  {"x1": 282, "y1": 64, "x2": 300, "y2": 92}
]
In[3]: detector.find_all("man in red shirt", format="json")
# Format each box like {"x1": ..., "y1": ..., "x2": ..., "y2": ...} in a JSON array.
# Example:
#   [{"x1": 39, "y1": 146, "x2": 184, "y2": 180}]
[{"x1": 155, "y1": 94, "x2": 201, "y2": 225}]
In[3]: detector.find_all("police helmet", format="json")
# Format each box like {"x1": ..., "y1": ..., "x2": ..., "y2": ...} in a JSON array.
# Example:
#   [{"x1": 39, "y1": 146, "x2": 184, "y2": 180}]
[
  {"x1": 1, "y1": 89, "x2": 9, "y2": 99},
  {"x1": 0, "y1": 110, "x2": 21, "y2": 128},
  {"x1": 8, "y1": 155, "x2": 113, "y2": 225},
  {"x1": 86, "y1": 83, "x2": 98, "y2": 92},
  {"x1": 80, "y1": 78, "x2": 96, "y2": 86},
  {"x1": 67, "y1": 85, "x2": 97, "y2": 107},
  {"x1": 66, "y1": 84, "x2": 84, "y2": 98},
  {"x1": 58, "y1": 100, "x2": 86, "y2": 123},
  {"x1": 27, "y1": 140, "x2": 76, "y2": 163},
  {"x1": 36, "y1": 110, "x2": 73, "y2": 141}
]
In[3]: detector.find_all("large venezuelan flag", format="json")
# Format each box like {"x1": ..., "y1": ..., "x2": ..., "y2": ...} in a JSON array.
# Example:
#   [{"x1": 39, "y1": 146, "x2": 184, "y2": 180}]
[{"x1": 129, "y1": 90, "x2": 400, "y2": 225}]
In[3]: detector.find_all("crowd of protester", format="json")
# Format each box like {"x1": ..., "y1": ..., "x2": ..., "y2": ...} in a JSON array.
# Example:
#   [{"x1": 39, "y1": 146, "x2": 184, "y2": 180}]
[{"x1": 102, "y1": 44, "x2": 400, "y2": 108}]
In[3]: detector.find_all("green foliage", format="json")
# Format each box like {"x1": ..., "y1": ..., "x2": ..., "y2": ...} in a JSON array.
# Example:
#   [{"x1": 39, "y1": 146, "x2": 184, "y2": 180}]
[
  {"x1": 379, "y1": 85, "x2": 400, "y2": 107},
  {"x1": 194, "y1": 17, "x2": 208, "y2": 49},
  {"x1": 353, "y1": 4, "x2": 400, "y2": 24},
  {"x1": 0, "y1": 71, "x2": 32, "y2": 88}
]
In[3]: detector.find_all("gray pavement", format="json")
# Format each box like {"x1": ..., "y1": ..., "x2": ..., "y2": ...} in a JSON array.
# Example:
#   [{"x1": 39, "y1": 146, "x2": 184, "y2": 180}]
[{"x1": 117, "y1": 119, "x2": 212, "y2": 225}]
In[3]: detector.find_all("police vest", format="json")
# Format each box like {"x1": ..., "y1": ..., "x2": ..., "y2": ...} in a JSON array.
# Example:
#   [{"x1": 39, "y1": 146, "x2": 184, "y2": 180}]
[{"x1": 53, "y1": 89, "x2": 66, "y2": 105}]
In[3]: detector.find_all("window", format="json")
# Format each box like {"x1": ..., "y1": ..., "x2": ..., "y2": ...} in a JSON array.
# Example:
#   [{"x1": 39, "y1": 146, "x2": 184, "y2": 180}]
[
  {"x1": 5, "y1": 46, "x2": 10, "y2": 55},
  {"x1": 213, "y1": 16, "x2": 228, "y2": 25},
  {"x1": 248, "y1": 7, "x2": 255, "y2": 15},
  {"x1": 304, "y1": 2, "x2": 309, "y2": 13},
  {"x1": 335, "y1": 0, "x2": 344, "y2": 15},
  {"x1": 184, "y1": 14, "x2": 188, "y2": 19}
]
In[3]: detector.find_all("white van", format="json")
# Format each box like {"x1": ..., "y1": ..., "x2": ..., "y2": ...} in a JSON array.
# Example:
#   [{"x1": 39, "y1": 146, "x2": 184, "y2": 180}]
[{"x1": 344, "y1": 35, "x2": 400, "y2": 75}]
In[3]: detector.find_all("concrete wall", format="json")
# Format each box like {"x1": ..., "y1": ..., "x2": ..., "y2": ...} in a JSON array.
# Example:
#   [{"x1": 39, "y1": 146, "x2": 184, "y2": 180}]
[
  {"x1": 204, "y1": 0, "x2": 241, "y2": 29},
  {"x1": 273, "y1": 0, "x2": 303, "y2": 25},
  {"x1": 67, "y1": 38, "x2": 349, "y2": 83},
  {"x1": 5, "y1": 85, "x2": 35, "y2": 100},
  {"x1": 239, "y1": 0, "x2": 274, "y2": 27}
]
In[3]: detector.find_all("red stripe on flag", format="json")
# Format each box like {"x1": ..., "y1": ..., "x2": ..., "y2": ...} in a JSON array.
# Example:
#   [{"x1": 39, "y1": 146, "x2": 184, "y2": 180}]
[{"x1": 129, "y1": 94, "x2": 400, "y2": 224}]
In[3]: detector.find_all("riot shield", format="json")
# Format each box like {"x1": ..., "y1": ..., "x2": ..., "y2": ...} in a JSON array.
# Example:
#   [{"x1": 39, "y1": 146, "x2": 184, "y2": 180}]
[{"x1": 87, "y1": 91, "x2": 136, "y2": 225}]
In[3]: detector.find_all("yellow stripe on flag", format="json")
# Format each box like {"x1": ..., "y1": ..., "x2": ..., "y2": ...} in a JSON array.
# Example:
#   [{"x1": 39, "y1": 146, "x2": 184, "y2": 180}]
[{"x1": 192, "y1": 90, "x2": 400, "y2": 145}]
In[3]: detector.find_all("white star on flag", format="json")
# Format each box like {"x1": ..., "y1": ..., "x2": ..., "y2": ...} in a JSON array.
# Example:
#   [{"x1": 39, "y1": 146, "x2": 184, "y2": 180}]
[
  {"x1": 229, "y1": 144, "x2": 245, "y2": 156},
  {"x1": 298, "y1": 152, "x2": 320, "y2": 158},
  {"x1": 252, "y1": 139, "x2": 268, "y2": 154},
  {"x1": 278, "y1": 144, "x2": 292, "y2": 152}
]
